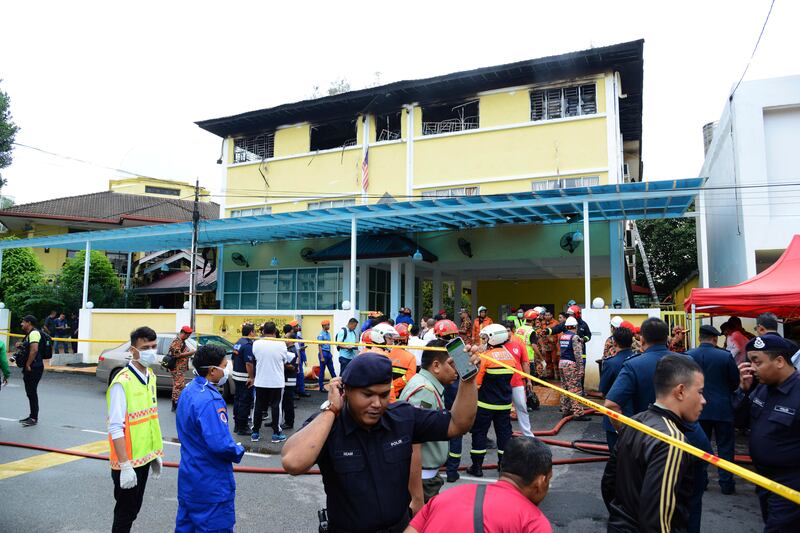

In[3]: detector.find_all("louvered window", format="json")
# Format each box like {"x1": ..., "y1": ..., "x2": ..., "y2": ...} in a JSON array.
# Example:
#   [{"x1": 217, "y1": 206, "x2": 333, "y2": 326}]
[
  {"x1": 532, "y1": 176, "x2": 599, "y2": 191},
  {"x1": 420, "y1": 186, "x2": 480, "y2": 199},
  {"x1": 233, "y1": 132, "x2": 275, "y2": 163},
  {"x1": 530, "y1": 83, "x2": 597, "y2": 121}
]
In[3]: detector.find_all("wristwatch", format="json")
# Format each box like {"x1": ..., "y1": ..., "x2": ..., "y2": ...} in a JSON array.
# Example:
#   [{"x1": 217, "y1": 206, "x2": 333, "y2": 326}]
[{"x1": 320, "y1": 400, "x2": 333, "y2": 412}]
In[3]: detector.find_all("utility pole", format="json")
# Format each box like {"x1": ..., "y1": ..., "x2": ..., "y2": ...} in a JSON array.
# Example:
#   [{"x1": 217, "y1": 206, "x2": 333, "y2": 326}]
[{"x1": 189, "y1": 179, "x2": 200, "y2": 333}]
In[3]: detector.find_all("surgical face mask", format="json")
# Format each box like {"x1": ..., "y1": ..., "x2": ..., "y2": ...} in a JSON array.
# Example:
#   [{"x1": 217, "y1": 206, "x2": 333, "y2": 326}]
[
  {"x1": 200, "y1": 364, "x2": 230, "y2": 386},
  {"x1": 136, "y1": 348, "x2": 158, "y2": 367},
  {"x1": 517, "y1": 312, "x2": 523, "y2": 318}
]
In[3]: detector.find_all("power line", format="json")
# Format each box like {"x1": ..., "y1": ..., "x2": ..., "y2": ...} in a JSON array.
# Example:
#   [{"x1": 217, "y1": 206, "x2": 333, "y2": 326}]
[{"x1": 730, "y1": 0, "x2": 776, "y2": 100}]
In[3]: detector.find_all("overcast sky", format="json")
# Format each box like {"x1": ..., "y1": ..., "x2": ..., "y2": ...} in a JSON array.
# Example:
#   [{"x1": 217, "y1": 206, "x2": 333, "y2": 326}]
[{"x1": 1, "y1": 0, "x2": 797, "y2": 206}]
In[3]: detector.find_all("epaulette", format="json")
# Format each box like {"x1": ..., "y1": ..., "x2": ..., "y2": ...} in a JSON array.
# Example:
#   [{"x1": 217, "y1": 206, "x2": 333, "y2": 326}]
[{"x1": 624, "y1": 351, "x2": 641, "y2": 361}]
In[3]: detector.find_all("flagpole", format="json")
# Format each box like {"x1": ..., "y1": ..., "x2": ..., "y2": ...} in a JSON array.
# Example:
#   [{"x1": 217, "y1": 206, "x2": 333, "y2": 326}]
[{"x1": 361, "y1": 116, "x2": 369, "y2": 205}]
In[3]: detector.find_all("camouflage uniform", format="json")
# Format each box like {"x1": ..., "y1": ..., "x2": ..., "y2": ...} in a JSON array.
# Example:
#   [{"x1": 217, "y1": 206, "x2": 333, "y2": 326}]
[
  {"x1": 539, "y1": 319, "x2": 560, "y2": 378},
  {"x1": 603, "y1": 336, "x2": 618, "y2": 360},
  {"x1": 169, "y1": 336, "x2": 189, "y2": 404},
  {"x1": 558, "y1": 331, "x2": 584, "y2": 417}
]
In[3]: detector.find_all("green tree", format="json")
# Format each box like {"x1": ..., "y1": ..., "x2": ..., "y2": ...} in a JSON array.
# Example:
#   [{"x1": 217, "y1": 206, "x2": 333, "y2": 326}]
[
  {"x1": 0, "y1": 80, "x2": 20, "y2": 189},
  {"x1": 0, "y1": 240, "x2": 45, "y2": 303},
  {"x1": 6, "y1": 284, "x2": 65, "y2": 328},
  {"x1": 635, "y1": 218, "x2": 697, "y2": 299},
  {"x1": 58, "y1": 251, "x2": 122, "y2": 310}
]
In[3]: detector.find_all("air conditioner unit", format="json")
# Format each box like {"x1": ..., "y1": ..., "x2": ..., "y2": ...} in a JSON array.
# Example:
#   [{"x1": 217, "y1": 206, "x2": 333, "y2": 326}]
[{"x1": 622, "y1": 163, "x2": 630, "y2": 180}]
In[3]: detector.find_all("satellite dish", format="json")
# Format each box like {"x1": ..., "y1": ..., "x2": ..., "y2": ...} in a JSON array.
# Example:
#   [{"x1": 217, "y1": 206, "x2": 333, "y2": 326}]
[
  {"x1": 231, "y1": 252, "x2": 249, "y2": 267},
  {"x1": 457, "y1": 238, "x2": 473, "y2": 258},
  {"x1": 560, "y1": 232, "x2": 583, "y2": 254},
  {"x1": 300, "y1": 247, "x2": 315, "y2": 262}
]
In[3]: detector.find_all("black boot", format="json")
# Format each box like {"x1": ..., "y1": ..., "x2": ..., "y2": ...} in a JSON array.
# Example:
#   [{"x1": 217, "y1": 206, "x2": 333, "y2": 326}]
[
  {"x1": 466, "y1": 464, "x2": 483, "y2": 477},
  {"x1": 171, "y1": 400, "x2": 177, "y2": 412}
]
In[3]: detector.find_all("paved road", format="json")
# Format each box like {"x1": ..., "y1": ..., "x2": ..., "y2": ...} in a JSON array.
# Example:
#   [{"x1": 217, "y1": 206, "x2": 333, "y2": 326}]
[{"x1": 0, "y1": 370, "x2": 763, "y2": 532}]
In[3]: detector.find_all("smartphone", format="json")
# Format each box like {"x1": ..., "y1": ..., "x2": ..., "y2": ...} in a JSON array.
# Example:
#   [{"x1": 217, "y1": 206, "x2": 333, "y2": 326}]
[{"x1": 446, "y1": 337, "x2": 478, "y2": 381}]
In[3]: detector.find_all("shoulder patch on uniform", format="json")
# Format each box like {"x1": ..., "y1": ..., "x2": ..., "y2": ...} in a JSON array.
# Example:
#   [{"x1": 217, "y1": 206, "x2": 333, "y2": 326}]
[{"x1": 217, "y1": 407, "x2": 228, "y2": 423}]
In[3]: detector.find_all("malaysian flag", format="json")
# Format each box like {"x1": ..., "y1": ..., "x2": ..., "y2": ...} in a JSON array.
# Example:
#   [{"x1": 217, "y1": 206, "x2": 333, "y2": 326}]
[{"x1": 361, "y1": 147, "x2": 369, "y2": 194}]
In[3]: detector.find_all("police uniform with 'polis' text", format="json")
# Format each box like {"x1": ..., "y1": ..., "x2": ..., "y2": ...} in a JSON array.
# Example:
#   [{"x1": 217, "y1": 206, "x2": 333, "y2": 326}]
[
  {"x1": 175, "y1": 376, "x2": 245, "y2": 532},
  {"x1": 735, "y1": 335, "x2": 800, "y2": 532},
  {"x1": 306, "y1": 353, "x2": 452, "y2": 533}
]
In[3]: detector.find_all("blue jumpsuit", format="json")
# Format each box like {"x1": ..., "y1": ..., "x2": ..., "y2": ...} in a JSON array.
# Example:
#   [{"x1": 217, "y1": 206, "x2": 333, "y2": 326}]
[{"x1": 175, "y1": 376, "x2": 245, "y2": 533}]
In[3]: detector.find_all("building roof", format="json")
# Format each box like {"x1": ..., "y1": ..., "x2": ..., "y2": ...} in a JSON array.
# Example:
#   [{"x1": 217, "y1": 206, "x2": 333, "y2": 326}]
[
  {"x1": 0, "y1": 178, "x2": 704, "y2": 253},
  {"x1": 134, "y1": 268, "x2": 217, "y2": 295},
  {"x1": 196, "y1": 40, "x2": 644, "y2": 143},
  {"x1": 0, "y1": 191, "x2": 219, "y2": 231}
]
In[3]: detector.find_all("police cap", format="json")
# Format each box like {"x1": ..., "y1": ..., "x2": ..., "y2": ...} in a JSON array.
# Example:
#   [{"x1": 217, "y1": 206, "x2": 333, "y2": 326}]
[
  {"x1": 699, "y1": 325, "x2": 721, "y2": 337},
  {"x1": 746, "y1": 335, "x2": 793, "y2": 354},
  {"x1": 341, "y1": 352, "x2": 392, "y2": 388}
]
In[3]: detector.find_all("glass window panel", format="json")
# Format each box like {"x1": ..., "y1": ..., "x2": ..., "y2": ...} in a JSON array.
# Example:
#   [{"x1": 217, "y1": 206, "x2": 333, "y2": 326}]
[
  {"x1": 297, "y1": 269, "x2": 316, "y2": 291},
  {"x1": 241, "y1": 271, "x2": 259, "y2": 292},
  {"x1": 223, "y1": 293, "x2": 240, "y2": 309},
  {"x1": 318, "y1": 268, "x2": 339, "y2": 291},
  {"x1": 224, "y1": 272, "x2": 241, "y2": 292},
  {"x1": 278, "y1": 270, "x2": 296, "y2": 292},
  {"x1": 297, "y1": 292, "x2": 315, "y2": 310},
  {"x1": 240, "y1": 293, "x2": 257, "y2": 309},
  {"x1": 317, "y1": 292, "x2": 336, "y2": 310},
  {"x1": 259, "y1": 270, "x2": 277, "y2": 292},
  {"x1": 278, "y1": 292, "x2": 296, "y2": 309},
  {"x1": 259, "y1": 292, "x2": 277, "y2": 309}
]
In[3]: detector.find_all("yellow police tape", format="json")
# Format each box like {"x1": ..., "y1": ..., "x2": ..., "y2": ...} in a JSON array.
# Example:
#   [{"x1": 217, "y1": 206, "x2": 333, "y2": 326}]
[{"x1": 297, "y1": 335, "x2": 800, "y2": 505}]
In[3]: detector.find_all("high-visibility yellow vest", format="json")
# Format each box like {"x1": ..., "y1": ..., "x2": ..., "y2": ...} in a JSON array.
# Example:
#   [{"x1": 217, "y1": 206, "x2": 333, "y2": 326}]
[
  {"x1": 515, "y1": 325, "x2": 536, "y2": 362},
  {"x1": 107, "y1": 365, "x2": 164, "y2": 469}
]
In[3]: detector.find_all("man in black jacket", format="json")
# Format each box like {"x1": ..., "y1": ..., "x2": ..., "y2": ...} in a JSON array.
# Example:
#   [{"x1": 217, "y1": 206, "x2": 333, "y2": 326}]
[{"x1": 602, "y1": 354, "x2": 706, "y2": 533}]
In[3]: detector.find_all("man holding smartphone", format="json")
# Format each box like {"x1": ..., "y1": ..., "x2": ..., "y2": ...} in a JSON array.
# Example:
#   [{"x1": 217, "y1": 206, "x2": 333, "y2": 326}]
[{"x1": 281, "y1": 350, "x2": 480, "y2": 533}]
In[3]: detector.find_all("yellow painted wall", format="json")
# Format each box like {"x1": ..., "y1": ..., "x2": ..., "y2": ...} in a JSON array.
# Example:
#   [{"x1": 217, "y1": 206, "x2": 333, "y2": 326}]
[
  {"x1": 274, "y1": 124, "x2": 310, "y2": 157},
  {"x1": 414, "y1": 117, "x2": 607, "y2": 185},
  {"x1": 222, "y1": 237, "x2": 344, "y2": 271},
  {"x1": 13, "y1": 225, "x2": 69, "y2": 277},
  {"x1": 671, "y1": 274, "x2": 699, "y2": 308},
  {"x1": 477, "y1": 278, "x2": 612, "y2": 322},
  {"x1": 479, "y1": 90, "x2": 531, "y2": 128},
  {"x1": 109, "y1": 177, "x2": 209, "y2": 201},
  {"x1": 89, "y1": 312, "x2": 177, "y2": 361}
]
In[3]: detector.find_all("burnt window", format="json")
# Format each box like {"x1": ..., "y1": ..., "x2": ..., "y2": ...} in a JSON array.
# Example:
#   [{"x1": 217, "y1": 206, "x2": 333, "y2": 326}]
[
  {"x1": 310, "y1": 119, "x2": 357, "y2": 151},
  {"x1": 531, "y1": 83, "x2": 597, "y2": 121},
  {"x1": 375, "y1": 111, "x2": 402, "y2": 141},
  {"x1": 422, "y1": 100, "x2": 479, "y2": 135},
  {"x1": 233, "y1": 132, "x2": 275, "y2": 163}
]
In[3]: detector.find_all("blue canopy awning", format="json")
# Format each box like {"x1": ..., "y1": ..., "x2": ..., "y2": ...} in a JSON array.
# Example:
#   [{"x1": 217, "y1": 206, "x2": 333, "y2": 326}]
[{"x1": 0, "y1": 178, "x2": 705, "y2": 252}]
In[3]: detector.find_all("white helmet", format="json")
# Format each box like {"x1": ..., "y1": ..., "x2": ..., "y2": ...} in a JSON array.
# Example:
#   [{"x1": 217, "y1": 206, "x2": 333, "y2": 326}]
[
  {"x1": 370, "y1": 323, "x2": 399, "y2": 344},
  {"x1": 565, "y1": 317, "x2": 578, "y2": 328},
  {"x1": 534, "y1": 306, "x2": 547, "y2": 315},
  {"x1": 610, "y1": 316, "x2": 624, "y2": 328},
  {"x1": 480, "y1": 323, "x2": 509, "y2": 346},
  {"x1": 478, "y1": 305, "x2": 487, "y2": 313}
]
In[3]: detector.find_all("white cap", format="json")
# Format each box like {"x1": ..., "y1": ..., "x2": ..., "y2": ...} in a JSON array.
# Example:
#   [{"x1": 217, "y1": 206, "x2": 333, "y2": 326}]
[
  {"x1": 565, "y1": 317, "x2": 578, "y2": 327},
  {"x1": 610, "y1": 316, "x2": 624, "y2": 328}
]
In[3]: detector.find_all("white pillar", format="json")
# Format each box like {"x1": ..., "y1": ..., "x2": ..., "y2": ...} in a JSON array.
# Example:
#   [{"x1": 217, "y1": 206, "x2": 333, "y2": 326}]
[
  {"x1": 82, "y1": 242, "x2": 91, "y2": 308},
  {"x1": 350, "y1": 217, "x2": 358, "y2": 317},
  {"x1": 470, "y1": 278, "x2": 478, "y2": 320},
  {"x1": 342, "y1": 260, "x2": 351, "y2": 306},
  {"x1": 125, "y1": 252, "x2": 133, "y2": 290},
  {"x1": 358, "y1": 261, "x2": 369, "y2": 313},
  {"x1": 0, "y1": 249, "x2": 4, "y2": 287},
  {"x1": 390, "y1": 258, "x2": 401, "y2": 319},
  {"x1": 454, "y1": 277, "x2": 462, "y2": 323},
  {"x1": 432, "y1": 269, "x2": 442, "y2": 315},
  {"x1": 404, "y1": 261, "x2": 415, "y2": 312},
  {"x1": 78, "y1": 307, "x2": 92, "y2": 363},
  {"x1": 405, "y1": 105, "x2": 415, "y2": 198},
  {"x1": 697, "y1": 190, "x2": 710, "y2": 288},
  {"x1": 583, "y1": 201, "x2": 591, "y2": 308}
]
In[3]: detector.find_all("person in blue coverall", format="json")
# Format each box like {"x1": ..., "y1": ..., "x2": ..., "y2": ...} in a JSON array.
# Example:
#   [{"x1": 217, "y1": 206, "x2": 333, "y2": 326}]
[
  {"x1": 598, "y1": 326, "x2": 635, "y2": 452},
  {"x1": 175, "y1": 344, "x2": 245, "y2": 533}
]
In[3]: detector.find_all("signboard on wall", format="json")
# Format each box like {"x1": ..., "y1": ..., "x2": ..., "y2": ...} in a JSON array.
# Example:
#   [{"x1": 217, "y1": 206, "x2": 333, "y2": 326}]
[{"x1": 211, "y1": 315, "x2": 295, "y2": 342}]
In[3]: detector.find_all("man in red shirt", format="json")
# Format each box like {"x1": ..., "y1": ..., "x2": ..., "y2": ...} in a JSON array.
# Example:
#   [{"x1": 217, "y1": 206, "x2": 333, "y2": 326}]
[
  {"x1": 406, "y1": 436, "x2": 553, "y2": 533},
  {"x1": 503, "y1": 320, "x2": 534, "y2": 437}
]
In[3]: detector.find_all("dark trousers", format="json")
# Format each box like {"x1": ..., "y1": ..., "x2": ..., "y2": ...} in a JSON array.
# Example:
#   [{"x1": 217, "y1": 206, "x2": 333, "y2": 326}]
[
  {"x1": 296, "y1": 356, "x2": 306, "y2": 393},
  {"x1": 605, "y1": 430, "x2": 618, "y2": 453},
  {"x1": 756, "y1": 470, "x2": 800, "y2": 533},
  {"x1": 444, "y1": 381, "x2": 461, "y2": 474},
  {"x1": 252, "y1": 387, "x2": 282, "y2": 435},
  {"x1": 685, "y1": 422, "x2": 711, "y2": 533},
  {"x1": 111, "y1": 463, "x2": 150, "y2": 533},
  {"x1": 23, "y1": 366, "x2": 44, "y2": 419},
  {"x1": 339, "y1": 357, "x2": 352, "y2": 374},
  {"x1": 281, "y1": 386, "x2": 294, "y2": 427},
  {"x1": 470, "y1": 406, "x2": 512, "y2": 467},
  {"x1": 232, "y1": 379, "x2": 253, "y2": 430},
  {"x1": 318, "y1": 351, "x2": 336, "y2": 389},
  {"x1": 699, "y1": 419, "x2": 735, "y2": 488}
]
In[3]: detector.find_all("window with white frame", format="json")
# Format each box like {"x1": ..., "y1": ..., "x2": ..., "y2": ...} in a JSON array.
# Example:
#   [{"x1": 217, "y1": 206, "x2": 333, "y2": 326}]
[
  {"x1": 530, "y1": 83, "x2": 597, "y2": 121},
  {"x1": 223, "y1": 267, "x2": 343, "y2": 310},
  {"x1": 307, "y1": 198, "x2": 356, "y2": 210},
  {"x1": 230, "y1": 206, "x2": 272, "y2": 217},
  {"x1": 233, "y1": 132, "x2": 275, "y2": 163},
  {"x1": 420, "y1": 186, "x2": 480, "y2": 199},
  {"x1": 531, "y1": 176, "x2": 599, "y2": 191}
]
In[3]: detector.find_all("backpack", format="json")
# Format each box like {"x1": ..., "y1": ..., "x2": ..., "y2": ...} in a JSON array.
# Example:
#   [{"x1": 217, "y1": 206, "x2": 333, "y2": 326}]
[
  {"x1": 335, "y1": 327, "x2": 348, "y2": 353},
  {"x1": 38, "y1": 330, "x2": 53, "y2": 360}
]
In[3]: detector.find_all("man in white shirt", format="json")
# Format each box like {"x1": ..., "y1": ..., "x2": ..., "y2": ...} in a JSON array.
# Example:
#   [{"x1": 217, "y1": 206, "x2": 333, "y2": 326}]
[
  {"x1": 251, "y1": 322, "x2": 294, "y2": 444},
  {"x1": 422, "y1": 319, "x2": 437, "y2": 343},
  {"x1": 407, "y1": 324, "x2": 428, "y2": 368}
]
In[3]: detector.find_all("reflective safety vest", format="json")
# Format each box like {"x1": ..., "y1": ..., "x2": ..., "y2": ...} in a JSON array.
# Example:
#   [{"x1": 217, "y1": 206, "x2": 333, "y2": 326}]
[
  {"x1": 107, "y1": 365, "x2": 164, "y2": 469},
  {"x1": 475, "y1": 346, "x2": 520, "y2": 410},
  {"x1": 559, "y1": 331, "x2": 578, "y2": 362},
  {"x1": 388, "y1": 347, "x2": 417, "y2": 402},
  {"x1": 506, "y1": 315, "x2": 523, "y2": 330},
  {"x1": 515, "y1": 325, "x2": 536, "y2": 362}
]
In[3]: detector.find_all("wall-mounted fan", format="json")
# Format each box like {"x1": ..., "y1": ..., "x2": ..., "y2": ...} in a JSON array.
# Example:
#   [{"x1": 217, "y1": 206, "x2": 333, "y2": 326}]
[
  {"x1": 300, "y1": 247, "x2": 315, "y2": 262},
  {"x1": 559, "y1": 231, "x2": 584, "y2": 254},
  {"x1": 231, "y1": 252, "x2": 249, "y2": 268},
  {"x1": 457, "y1": 238, "x2": 473, "y2": 258}
]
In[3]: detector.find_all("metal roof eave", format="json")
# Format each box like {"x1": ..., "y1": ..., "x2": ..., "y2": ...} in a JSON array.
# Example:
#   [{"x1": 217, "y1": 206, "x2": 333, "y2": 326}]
[{"x1": 0, "y1": 178, "x2": 704, "y2": 253}]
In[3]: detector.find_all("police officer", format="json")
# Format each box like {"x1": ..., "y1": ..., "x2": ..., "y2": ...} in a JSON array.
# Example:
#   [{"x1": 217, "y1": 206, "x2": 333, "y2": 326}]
[
  {"x1": 599, "y1": 326, "x2": 635, "y2": 451},
  {"x1": 736, "y1": 335, "x2": 800, "y2": 532},
  {"x1": 281, "y1": 351, "x2": 479, "y2": 533},
  {"x1": 686, "y1": 324, "x2": 739, "y2": 494},
  {"x1": 467, "y1": 323, "x2": 521, "y2": 477},
  {"x1": 175, "y1": 344, "x2": 245, "y2": 532},
  {"x1": 232, "y1": 323, "x2": 256, "y2": 436}
]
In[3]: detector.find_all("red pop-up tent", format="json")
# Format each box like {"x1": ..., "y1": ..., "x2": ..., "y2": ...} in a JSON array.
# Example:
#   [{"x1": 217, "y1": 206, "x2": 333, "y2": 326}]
[{"x1": 684, "y1": 235, "x2": 800, "y2": 319}]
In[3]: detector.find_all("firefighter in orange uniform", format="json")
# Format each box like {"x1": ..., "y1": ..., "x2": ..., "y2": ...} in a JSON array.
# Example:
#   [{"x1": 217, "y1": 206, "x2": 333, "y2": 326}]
[{"x1": 388, "y1": 323, "x2": 417, "y2": 401}]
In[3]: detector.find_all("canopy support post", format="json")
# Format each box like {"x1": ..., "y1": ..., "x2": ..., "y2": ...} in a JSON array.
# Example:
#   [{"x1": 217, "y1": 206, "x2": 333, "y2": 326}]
[
  {"x1": 583, "y1": 201, "x2": 591, "y2": 308},
  {"x1": 82, "y1": 242, "x2": 91, "y2": 308},
  {"x1": 350, "y1": 217, "x2": 357, "y2": 318},
  {"x1": 690, "y1": 304, "x2": 697, "y2": 349}
]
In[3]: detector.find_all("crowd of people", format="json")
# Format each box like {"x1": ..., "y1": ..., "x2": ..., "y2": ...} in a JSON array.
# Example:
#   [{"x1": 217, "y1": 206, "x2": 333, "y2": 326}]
[{"x1": 4, "y1": 302, "x2": 799, "y2": 532}]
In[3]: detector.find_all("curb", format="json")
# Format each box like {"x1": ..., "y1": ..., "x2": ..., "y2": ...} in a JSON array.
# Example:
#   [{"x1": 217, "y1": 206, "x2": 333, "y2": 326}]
[{"x1": 44, "y1": 366, "x2": 97, "y2": 375}]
